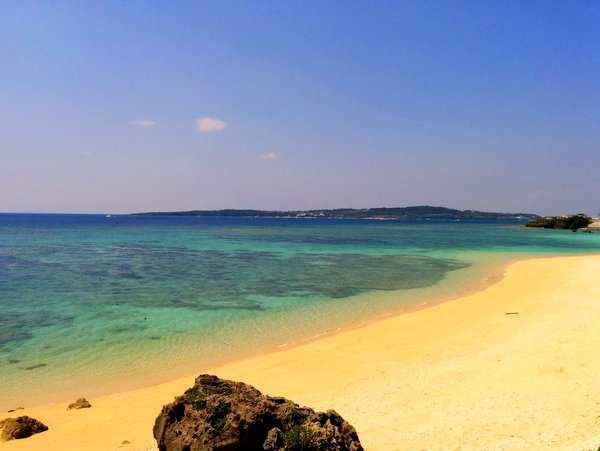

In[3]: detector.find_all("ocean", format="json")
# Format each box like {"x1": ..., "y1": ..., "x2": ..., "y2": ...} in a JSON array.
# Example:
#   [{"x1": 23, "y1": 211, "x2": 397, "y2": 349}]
[{"x1": 1, "y1": 213, "x2": 599, "y2": 409}]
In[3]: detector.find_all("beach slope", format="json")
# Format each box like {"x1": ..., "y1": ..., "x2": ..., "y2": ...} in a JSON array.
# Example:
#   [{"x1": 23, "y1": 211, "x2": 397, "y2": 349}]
[{"x1": 3, "y1": 256, "x2": 600, "y2": 450}]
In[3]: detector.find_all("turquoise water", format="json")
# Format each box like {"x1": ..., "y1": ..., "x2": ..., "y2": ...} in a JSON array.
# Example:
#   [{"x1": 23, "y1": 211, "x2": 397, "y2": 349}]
[{"x1": 2, "y1": 214, "x2": 599, "y2": 408}]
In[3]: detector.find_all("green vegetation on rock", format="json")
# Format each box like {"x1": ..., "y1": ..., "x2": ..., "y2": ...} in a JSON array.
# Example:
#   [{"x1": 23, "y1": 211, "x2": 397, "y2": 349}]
[
  {"x1": 290, "y1": 408, "x2": 307, "y2": 426},
  {"x1": 283, "y1": 424, "x2": 330, "y2": 451},
  {"x1": 209, "y1": 402, "x2": 231, "y2": 429},
  {"x1": 526, "y1": 214, "x2": 591, "y2": 230},
  {"x1": 176, "y1": 387, "x2": 206, "y2": 410}
]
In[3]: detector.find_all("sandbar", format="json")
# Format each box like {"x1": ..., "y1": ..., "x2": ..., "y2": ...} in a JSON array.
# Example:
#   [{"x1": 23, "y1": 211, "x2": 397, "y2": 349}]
[{"x1": 3, "y1": 255, "x2": 600, "y2": 450}]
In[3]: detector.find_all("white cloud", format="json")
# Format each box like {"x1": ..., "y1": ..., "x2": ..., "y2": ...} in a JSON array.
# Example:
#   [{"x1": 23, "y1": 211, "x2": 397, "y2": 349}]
[
  {"x1": 258, "y1": 152, "x2": 278, "y2": 160},
  {"x1": 196, "y1": 117, "x2": 227, "y2": 132},
  {"x1": 132, "y1": 119, "x2": 157, "y2": 128}
]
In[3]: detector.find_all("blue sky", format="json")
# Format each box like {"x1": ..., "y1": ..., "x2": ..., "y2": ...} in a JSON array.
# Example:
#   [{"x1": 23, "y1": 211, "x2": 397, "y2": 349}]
[{"x1": 1, "y1": 1, "x2": 599, "y2": 215}]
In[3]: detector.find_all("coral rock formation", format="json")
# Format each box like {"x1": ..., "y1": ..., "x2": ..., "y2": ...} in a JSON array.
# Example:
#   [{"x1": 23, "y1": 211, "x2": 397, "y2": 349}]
[
  {"x1": 154, "y1": 374, "x2": 363, "y2": 451},
  {"x1": 0, "y1": 416, "x2": 48, "y2": 441}
]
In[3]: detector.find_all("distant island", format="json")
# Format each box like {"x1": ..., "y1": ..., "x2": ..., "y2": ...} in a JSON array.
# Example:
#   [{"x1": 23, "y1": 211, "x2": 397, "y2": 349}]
[{"x1": 133, "y1": 206, "x2": 540, "y2": 221}]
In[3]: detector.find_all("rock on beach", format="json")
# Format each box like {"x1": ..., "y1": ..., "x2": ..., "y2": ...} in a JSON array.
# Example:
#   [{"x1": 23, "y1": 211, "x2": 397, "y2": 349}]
[
  {"x1": 0, "y1": 416, "x2": 48, "y2": 441},
  {"x1": 154, "y1": 374, "x2": 363, "y2": 451}
]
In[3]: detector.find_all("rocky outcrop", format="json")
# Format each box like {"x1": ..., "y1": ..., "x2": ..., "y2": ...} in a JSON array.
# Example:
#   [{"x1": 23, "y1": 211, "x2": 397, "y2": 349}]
[
  {"x1": 0, "y1": 416, "x2": 48, "y2": 441},
  {"x1": 67, "y1": 398, "x2": 92, "y2": 410},
  {"x1": 154, "y1": 374, "x2": 363, "y2": 451}
]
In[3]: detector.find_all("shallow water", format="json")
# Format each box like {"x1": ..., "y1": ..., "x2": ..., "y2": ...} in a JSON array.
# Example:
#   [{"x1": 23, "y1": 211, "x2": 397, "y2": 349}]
[{"x1": 1, "y1": 214, "x2": 599, "y2": 408}]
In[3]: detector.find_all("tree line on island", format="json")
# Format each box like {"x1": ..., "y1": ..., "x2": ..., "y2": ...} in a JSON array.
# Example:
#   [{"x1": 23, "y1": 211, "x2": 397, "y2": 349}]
[
  {"x1": 133, "y1": 205, "x2": 540, "y2": 221},
  {"x1": 525, "y1": 214, "x2": 593, "y2": 230}
]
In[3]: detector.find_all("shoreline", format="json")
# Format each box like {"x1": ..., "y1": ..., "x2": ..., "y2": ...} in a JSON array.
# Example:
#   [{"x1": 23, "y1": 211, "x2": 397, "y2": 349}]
[
  {"x1": 0, "y1": 250, "x2": 512, "y2": 411},
  {"x1": 3, "y1": 255, "x2": 600, "y2": 449}
]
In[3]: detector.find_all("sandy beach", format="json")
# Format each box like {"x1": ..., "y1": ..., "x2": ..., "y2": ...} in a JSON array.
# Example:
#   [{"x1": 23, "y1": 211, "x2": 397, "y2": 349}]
[{"x1": 3, "y1": 255, "x2": 600, "y2": 450}]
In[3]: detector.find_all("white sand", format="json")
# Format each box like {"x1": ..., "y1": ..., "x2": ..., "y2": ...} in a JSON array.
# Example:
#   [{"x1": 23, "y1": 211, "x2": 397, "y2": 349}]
[{"x1": 3, "y1": 256, "x2": 600, "y2": 450}]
